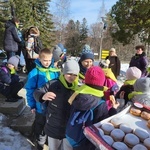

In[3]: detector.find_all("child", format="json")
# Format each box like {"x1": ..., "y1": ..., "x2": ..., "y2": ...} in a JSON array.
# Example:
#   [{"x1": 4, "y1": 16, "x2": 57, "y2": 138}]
[
  {"x1": 25, "y1": 48, "x2": 60, "y2": 150},
  {"x1": 115, "y1": 67, "x2": 142, "y2": 104},
  {"x1": 53, "y1": 45, "x2": 67, "y2": 69},
  {"x1": 0, "y1": 55, "x2": 24, "y2": 102},
  {"x1": 67, "y1": 66, "x2": 119, "y2": 150},
  {"x1": 33, "y1": 58, "x2": 79, "y2": 150},
  {"x1": 130, "y1": 77, "x2": 150, "y2": 107},
  {"x1": 99, "y1": 59, "x2": 119, "y2": 110},
  {"x1": 78, "y1": 44, "x2": 94, "y2": 85}
]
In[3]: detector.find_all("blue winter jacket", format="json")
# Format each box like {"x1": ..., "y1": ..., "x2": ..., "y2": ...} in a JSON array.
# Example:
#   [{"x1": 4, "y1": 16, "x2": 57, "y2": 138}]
[{"x1": 25, "y1": 59, "x2": 60, "y2": 114}]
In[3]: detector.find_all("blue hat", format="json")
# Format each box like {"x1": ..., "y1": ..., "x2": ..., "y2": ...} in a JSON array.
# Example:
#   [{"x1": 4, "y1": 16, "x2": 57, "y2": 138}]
[{"x1": 80, "y1": 44, "x2": 94, "y2": 62}]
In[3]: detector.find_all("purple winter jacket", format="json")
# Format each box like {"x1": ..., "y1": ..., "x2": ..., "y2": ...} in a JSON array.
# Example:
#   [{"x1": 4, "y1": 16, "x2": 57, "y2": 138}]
[{"x1": 129, "y1": 52, "x2": 148, "y2": 77}]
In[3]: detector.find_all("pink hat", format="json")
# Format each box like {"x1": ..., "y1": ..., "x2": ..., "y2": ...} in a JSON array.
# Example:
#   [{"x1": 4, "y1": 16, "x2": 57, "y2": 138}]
[
  {"x1": 126, "y1": 67, "x2": 142, "y2": 80},
  {"x1": 85, "y1": 66, "x2": 105, "y2": 87}
]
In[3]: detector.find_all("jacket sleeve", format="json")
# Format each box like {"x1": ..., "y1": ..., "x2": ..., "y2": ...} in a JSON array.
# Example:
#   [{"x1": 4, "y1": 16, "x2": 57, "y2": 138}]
[
  {"x1": 140, "y1": 56, "x2": 148, "y2": 76},
  {"x1": 33, "y1": 81, "x2": 52, "y2": 103},
  {"x1": 0, "y1": 69, "x2": 11, "y2": 84},
  {"x1": 25, "y1": 71, "x2": 38, "y2": 109}
]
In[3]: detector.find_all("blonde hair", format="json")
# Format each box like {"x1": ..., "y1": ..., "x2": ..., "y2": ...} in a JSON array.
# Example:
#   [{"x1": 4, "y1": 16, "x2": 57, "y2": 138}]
[{"x1": 39, "y1": 48, "x2": 52, "y2": 58}]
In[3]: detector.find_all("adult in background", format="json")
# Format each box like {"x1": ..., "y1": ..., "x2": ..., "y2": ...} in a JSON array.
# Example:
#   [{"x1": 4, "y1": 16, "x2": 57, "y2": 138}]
[
  {"x1": 105, "y1": 48, "x2": 121, "y2": 78},
  {"x1": 3, "y1": 17, "x2": 21, "y2": 60},
  {"x1": 129, "y1": 45, "x2": 148, "y2": 77},
  {"x1": 24, "y1": 26, "x2": 43, "y2": 74},
  {"x1": 78, "y1": 44, "x2": 94, "y2": 85}
]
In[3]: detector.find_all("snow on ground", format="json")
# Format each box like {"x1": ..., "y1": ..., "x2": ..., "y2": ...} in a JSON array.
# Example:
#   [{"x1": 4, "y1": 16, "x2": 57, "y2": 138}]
[
  {"x1": 0, "y1": 63, "x2": 129, "y2": 150},
  {"x1": 0, "y1": 113, "x2": 32, "y2": 150}
]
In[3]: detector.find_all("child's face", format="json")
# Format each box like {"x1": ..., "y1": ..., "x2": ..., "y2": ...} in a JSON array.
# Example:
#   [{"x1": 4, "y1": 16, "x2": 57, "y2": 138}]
[
  {"x1": 7, "y1": 63, "x2": 15, "y2": 69},
  {"x1": 81, "y1": 59, "x2": 93, "y2": 69},
  {"x1": 39, "y1": 53, "x2": 53, "y2": 68},
  {"x1": 64, "y1": 74, "x2": 78, "y2": 83}
]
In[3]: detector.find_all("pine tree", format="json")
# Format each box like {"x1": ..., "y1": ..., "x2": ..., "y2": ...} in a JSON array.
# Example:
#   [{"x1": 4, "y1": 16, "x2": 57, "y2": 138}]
[
  {"x1": 0, "y1": 0, "x2": 56, "y2": 48},
  {"x1": 80, "y1": 18, "x2": 88, "y2": 45}
]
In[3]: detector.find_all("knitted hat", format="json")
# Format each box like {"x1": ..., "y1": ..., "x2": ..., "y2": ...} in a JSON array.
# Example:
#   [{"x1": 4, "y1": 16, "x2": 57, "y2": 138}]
[
  {"x1": 80, "y1": 44, "x2": 94, "y2": 62},
  {"x1": 7, "y1": 55, "x2": 20, "y2": 69},
  {"x1": 53, "y1": 45, "x2": 63, "y2": 62},
  {"x1": 110, "y1": 48, "x2": 116, "y2": 52},
  {"x1": 99, "y1": 59, "x2": 110, "y2": 68},
  {"x1": 63, "y1": 58, "x2": 79, "y2": 75},
  {"x1": 126, "y1": 67, "x2": 142, "y2": 80},
  {"x1": 134, "y1": 77, "x2": 150, "y2": 93},
  {"x1": 85, "y1": 66, "x2": 105, "y2": 87},
  {"x1": 57, "y1": 43, "x2": 64, "y2": 51}
]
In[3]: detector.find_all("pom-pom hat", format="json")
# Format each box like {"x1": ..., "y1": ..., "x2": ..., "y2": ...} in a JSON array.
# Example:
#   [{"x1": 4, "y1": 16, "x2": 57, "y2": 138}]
[
  {"x1": 85, "y1": 66, "x2": 105, "y2": 87},
  {"x1": 80, "y1": 44, "x2": 94, "y2": 62}
]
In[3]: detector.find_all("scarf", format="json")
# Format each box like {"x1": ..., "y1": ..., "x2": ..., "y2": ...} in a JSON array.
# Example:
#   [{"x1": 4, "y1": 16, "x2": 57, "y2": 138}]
[
  {"x1": 124, "y1": 79, "x2": 136, "y2": 85},
  {"x1": 59, "y1": 74, "x2": 78, "y2": 91},
  {"x1": 68, "y1": 84, "x2": 105, "y2": 105},
  {"x1": 79, "y1": 61, "x2": 87, "y2": 76},
  {"x1": 36, "y1": 66, "x2": 60, "y2": 80},
  {"x1": 79, "y1": 72, "x2": 85, "y2": 80},
  {"x1": 10, "y1": 68, "x2": 16, "y2": 74},
  {"x1": 128, "y1": 91, "x2": 143, "y2": 100}
]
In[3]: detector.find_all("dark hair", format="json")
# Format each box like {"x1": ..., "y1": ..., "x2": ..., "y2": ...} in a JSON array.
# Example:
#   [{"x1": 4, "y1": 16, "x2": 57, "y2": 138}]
[
  {"x1": 11, "y1": 17, "x2": 19, "y2": 23},
  {"x1": 135, "y1": 45, "x2": 145, "y2": 51}
]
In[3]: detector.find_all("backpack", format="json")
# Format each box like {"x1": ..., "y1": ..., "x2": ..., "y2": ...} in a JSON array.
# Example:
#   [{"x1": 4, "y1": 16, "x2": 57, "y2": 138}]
[{"x1": 66, "y1": 99, "x2": 105, "y2": 147}]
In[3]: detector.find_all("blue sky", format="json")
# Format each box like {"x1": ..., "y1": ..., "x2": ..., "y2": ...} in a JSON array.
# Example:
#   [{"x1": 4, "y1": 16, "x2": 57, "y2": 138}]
[{"x1": 50, "y1": 0, "x2": 118, "y2": 25}]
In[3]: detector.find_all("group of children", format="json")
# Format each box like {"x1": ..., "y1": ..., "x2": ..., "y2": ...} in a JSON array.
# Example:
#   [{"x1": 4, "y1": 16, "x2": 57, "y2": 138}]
[{"x1": 0, "y1": 45, "x2": 150, "y2": 150}]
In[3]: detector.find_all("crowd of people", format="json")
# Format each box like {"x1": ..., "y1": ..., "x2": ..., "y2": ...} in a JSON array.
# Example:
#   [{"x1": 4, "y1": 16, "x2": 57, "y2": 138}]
[{"x1": 0, "y1": 17, "x2": 150, "y2": 150}]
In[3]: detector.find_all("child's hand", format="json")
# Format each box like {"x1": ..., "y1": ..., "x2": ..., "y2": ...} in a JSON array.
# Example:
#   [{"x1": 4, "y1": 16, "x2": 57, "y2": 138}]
[
  {"x1": 42, "y1": 92, "x2": 56, "y2": 101},
  {"x1": 109, "y1": 95, "x2": 116, "y2": 106},
  {"x1": 31, "y1": 108, "x2": 36, "y2": 114},
  {"x1": 110, "y1": 95, "x2": 120, "y2": 109},
  {"x1": 113, "y1": 101, "x2": 120, "y2": 109}
]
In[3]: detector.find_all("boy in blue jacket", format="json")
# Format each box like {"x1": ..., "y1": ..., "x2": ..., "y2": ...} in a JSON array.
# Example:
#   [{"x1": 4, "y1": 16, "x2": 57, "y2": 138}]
[
  {"x1": 25, "y1": 48, "x2": 60, "y2": 150},
  {"x1": 0, "y1": 55, "x2": 24, "y2": 102}
]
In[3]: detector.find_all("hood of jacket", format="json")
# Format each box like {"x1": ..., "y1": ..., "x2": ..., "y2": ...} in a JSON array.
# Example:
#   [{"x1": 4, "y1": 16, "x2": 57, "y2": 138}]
[
  {"x1": 72, "y1": 93, "x2": 102, "y2": 111},
  {"x1": 5, "y1": 20, "x2": 15, "y2": 29}
]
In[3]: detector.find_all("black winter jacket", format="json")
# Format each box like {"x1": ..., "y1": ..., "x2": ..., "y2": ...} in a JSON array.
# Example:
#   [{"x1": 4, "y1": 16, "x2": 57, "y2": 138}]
[
  {"x1": 3, "y1": 20, "x2": 21, "y2": 52},
  {"x1": 33, "y1": 79, "x2": 74, "y2": 139},
  {"x1": 106, "y1": 55, "x2": 121, "y2": 78}
]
